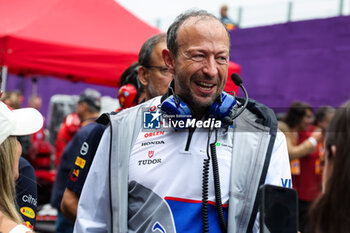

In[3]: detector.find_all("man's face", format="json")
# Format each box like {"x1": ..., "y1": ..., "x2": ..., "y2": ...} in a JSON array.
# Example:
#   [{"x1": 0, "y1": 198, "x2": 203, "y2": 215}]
[
  {"x1": 299, "y1": 109, "x2": 314, "y2": 131},
  {"x1": 172, "y1": 17, "x2": 230, "y2": 116},
  {"x1": 30, "y1": 97, "x2": 42, "y2": 110},
  {"x1": 76, "y1": 101, "x2": 86, "y2": 121},
  {"x1": 221, "y1": 7, "x2": 228, "y2": 17},
  {"x1": 146, "y1": 41, "x2": 173, "y2": 98},
  {"x1": 319, "y1": 112, "x2": 334, "y2": 131}
]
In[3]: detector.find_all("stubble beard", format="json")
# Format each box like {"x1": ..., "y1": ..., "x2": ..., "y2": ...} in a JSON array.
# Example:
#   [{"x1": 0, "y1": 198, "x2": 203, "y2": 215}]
[{"x1": 177, "y1": 81, "x2": 220, "y2": 116}]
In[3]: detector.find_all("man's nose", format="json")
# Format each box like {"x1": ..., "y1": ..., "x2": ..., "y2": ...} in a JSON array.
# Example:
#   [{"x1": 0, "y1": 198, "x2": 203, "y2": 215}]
[{"x1": 202, "y1": 56, "x2": 218, "y2": 78}]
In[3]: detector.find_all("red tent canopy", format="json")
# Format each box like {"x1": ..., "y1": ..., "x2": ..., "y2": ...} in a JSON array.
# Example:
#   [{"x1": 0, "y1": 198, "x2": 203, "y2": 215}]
[
  {"x1": 0, "y1": 0, "x2": 241, "y2": 90},
  {"x1": 0, "y1": 0, "x2": 161, "y2": 87}
]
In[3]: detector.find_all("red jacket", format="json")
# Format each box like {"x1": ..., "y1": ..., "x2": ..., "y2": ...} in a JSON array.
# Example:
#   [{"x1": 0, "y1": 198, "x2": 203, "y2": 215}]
[
  {"x1": 294, "y1": 125, "x2": 323, "y2": 201},
  {"x1": 55, "y1": 113, "x2": 80, "y2": 167}
]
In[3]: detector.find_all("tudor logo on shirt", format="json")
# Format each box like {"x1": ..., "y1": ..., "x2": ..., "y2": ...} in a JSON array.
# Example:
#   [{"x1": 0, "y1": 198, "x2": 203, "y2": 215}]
[{"x1": 138, "y1": 151, "x2": 161, "y2": 166}]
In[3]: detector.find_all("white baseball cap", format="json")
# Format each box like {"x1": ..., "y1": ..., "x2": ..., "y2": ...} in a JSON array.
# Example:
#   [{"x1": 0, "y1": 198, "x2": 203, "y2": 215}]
[{"x1": 0, "y1": 101, "x2": 44, "y2": 145}]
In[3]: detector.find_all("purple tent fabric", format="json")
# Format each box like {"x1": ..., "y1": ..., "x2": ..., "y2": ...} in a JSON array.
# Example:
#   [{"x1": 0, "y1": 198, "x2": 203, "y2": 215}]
[
  {"x1": 230, "y1": 16, "x2": 350, "y2": 113},
  {"x1": 6, "y1": 74, "x2": 116, "y2": 119}
]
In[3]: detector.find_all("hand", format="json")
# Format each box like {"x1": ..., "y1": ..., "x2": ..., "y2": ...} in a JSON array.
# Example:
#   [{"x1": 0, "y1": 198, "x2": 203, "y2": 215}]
[{"x1": 311, "y1": 127, "x2": 323, "y2": 142}]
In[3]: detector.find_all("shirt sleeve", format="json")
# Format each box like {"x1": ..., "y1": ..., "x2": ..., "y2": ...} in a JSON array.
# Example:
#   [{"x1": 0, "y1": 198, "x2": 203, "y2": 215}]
[
  {"x1": 74, "y1": 127, "x2": 112, "y2": 233},
  {"x1": 50, "y1": 129, "x2": 87, "y2": 209},
  {"x1": 253, "y1": 131, "x2": 292, "y2": 233},
  {"x1": 16, "y1": 157, "x2": 37, "y2": 230},
  {"x1": 66, "y1": 124, "x2": 106, "y2": 196}
]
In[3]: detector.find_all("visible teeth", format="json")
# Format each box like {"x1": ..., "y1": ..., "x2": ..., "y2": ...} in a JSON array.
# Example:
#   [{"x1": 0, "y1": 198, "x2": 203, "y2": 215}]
[
  {"x1": 199, "y1": 86, "x2": 211, "y2": 90},
  {"x1": 198, "y1": 82, "x2": 214, "y2": 87}
]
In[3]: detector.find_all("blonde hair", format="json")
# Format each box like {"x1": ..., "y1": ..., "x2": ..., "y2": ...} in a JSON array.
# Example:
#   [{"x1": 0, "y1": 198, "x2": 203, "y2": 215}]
[{"x1": 0, "y1": 136, "x2": 23, "y2": 223}]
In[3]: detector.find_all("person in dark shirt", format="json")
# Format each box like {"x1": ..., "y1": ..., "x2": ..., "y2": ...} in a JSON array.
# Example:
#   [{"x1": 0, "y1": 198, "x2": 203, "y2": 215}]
[
  {"x1": 16, "y1": 157, "x2": 38, "y2": 231},
  {"x1": 50, "y1": 88, "x2": 101, "y2": 233},
  {"x1": 0, "y1": 97, "x2": 43, "y2": 233},
  {"x1": 61, "y1": 120, "x2": 108, "y2": 222}
]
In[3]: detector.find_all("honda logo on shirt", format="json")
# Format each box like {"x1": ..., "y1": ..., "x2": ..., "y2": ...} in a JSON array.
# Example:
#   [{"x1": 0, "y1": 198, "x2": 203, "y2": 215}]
[{"x1": 148, "y1": 151, "x2": 155, "y2": 158}]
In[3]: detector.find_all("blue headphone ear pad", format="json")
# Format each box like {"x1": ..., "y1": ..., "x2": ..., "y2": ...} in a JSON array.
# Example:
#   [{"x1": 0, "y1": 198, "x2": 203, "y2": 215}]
[
  {"x1": 161, "y1": 92, "x2": 236, "y2": 127},
  {"x1": 209, "y1": 92, "x2": 237, "y2": 122},
  {"x1": 160, "y1": 95, "x2": 193, "y2": 122}
]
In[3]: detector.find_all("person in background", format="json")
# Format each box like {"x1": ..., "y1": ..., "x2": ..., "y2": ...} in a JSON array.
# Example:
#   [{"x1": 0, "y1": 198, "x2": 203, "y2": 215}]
[
  {"x1": 293, "y1": 106, "x2": 335, "y2": 232},
  {"x1": 1, "y1": 90, "x2": 39, "y2": 230},
  {"x1": 15, "y1": 157, "x2": 38, "y2": 231},
  {"x1": 137, "y1": 33, "x2": 172, "y2": 100},
  {"x1": 308, "y1": 100, "x2": 350, "y2": 233},
  {"x1": 295, "y1": 106, "x2": 335, "y2": 232},
  {"x1": 117, "y1": 62, "x2": 144, "y2": 110},
  {"x1": 219, "y1": 4, "x2": 239, "y2": 31},
  {"x1": 28, "y1": 95, "x2": 45, "y2": 142},
  {"x1": 51, "y1": 88, "x2": 101, "y2": 233},
  {"x1": 60, "y1": 33, "x2": 172, "y2": 223},
  {"x1": 2, "y1": 91, "x2": 32, "y2": 161},
  {"x1": 54, "y1": 113, "x2": 81, "y2": 167},
  {"x1": 278, "y1": 101, "x2": 323, "y2": 176},
  {"x1": 0, "y1": 100, "x2": 44, "y2": 233},
  {"x1": 28, "y1": 95, "x2": 42, "y2": 111},
  {"x1": 2, "y1": 90, "x2": 24, "y2": 109}
]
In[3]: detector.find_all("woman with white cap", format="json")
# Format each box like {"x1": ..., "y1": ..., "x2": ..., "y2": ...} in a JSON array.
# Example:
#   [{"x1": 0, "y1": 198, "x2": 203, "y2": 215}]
[{"x1": 0, "y1": 100, "x2": 44, "y2": 233}]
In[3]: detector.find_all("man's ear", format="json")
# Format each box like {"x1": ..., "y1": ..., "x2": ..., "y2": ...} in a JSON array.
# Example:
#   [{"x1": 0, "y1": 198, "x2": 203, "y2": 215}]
[
  {"x1": 162, "y1": 49, "x2": 175, "y2": 75},
  {"x1": 138, "y1": 66, "x2": 148, "y2": 87}
]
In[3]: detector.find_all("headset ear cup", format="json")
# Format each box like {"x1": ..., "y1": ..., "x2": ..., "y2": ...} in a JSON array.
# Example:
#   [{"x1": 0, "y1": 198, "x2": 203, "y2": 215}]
[
  {"x1": 118, "y1": 84, "x2": 138, "y2": 109},
  {"x1": 160, "y1": 91, "x2": 236, "y2": 128},
  {"x1": 209, "y1": 92, "x2": 237, "y2": 124},
  {"x1": 160, "y1": 95, "x2": 193, "y2": 123}
]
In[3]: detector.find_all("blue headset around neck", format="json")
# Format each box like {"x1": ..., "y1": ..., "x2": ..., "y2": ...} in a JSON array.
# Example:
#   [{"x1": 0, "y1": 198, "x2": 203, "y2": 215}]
[{"x1": 160, "y1": 80, "x2": 237, "y2": 127}]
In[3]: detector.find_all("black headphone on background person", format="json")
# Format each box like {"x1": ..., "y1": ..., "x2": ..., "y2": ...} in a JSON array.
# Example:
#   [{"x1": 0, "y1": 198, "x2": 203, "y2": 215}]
[{"x1": 160, "y1": 73, "x2": 248, "y2": 127}]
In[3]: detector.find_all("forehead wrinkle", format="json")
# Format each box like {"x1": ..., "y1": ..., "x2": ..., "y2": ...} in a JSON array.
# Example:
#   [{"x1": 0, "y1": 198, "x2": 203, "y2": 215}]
[{"x1": 177, "y1": 18, "x2": 229, "y2": 54}]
